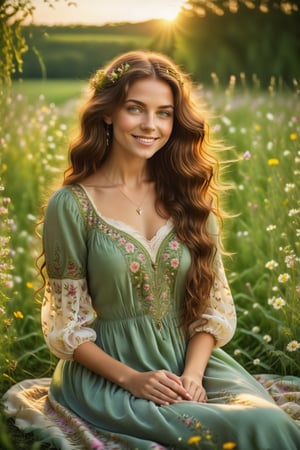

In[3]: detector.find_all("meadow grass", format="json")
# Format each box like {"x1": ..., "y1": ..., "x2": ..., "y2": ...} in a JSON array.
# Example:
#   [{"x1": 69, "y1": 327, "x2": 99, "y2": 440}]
[
  {"x1": 47, "y1": 33, "x2": 150, "y2": 45},
  {"x1": 0, "y1": 78, "x2": 299, "y2": 448}
]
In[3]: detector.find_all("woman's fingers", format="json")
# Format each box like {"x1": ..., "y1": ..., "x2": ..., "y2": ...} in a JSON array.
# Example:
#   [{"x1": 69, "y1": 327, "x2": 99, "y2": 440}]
[{"x1": 145, "y1": 370, "x2": 192, "y2": 403}]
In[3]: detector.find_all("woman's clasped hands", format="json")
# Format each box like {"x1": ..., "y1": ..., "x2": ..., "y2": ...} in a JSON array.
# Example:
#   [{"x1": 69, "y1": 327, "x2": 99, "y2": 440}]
[{"x1": 125, "y1": 370, "x2": 207, "y2": 406}]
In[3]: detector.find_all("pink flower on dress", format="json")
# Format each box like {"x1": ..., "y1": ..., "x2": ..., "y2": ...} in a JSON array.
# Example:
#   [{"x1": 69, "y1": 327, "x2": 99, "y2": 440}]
[
  {"x1": 125, "y1": 242, "x2": 135, "y2": 253},
  {"x1": 66, "y1": 283, "x2": 77, "y2": 297},
  {"x1": 143, "y1": 284, "x2": 150, "y2": 292},
  {"x1": 162, "y1": 252, "x2": 169, "y2": 260},
  {"x1": 129, "y1": 261, "x2": 140, "y2": 273},
  {"x1": 138, "y1": 253, "x2": 146, "y2": 262},
  {"x1": 170, "y1": 258, "x2": 179, "y2": 268},
  {"x1": 169, "y1": 240, "x2": 179, "y2": 250},
  {"x1": 119, "y1": 237, "x2": 126, "y2": 245}
]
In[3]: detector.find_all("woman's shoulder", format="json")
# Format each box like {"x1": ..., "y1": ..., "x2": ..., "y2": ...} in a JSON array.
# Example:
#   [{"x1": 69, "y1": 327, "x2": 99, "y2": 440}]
[{"x1": 46, "y1": 184, "x2": 90, "y2": 215}]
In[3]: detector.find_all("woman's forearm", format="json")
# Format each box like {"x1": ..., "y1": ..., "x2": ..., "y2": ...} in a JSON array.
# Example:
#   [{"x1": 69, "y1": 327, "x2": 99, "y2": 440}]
[
  {"x1": 183, "y1": 332, "x2": 215, "y2": 379},
  {"x1": 73, "y1": 341, "x2": 138, "y2": 388}
]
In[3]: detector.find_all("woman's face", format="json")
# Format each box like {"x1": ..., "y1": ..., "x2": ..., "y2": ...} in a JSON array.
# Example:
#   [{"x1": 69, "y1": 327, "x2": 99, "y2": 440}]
[{"x1": 106, "y1": 77, "x2": 174, "y2": 161}]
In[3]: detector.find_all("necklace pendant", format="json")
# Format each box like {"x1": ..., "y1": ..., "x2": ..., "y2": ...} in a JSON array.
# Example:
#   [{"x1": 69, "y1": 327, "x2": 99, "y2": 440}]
[{"x1": 136, "y1": 207, "x2": 142, "y2": 215}]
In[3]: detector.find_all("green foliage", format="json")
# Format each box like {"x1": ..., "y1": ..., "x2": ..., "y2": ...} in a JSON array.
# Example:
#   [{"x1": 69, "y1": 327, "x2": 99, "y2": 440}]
[
  {"x1": 202, "y1": 78, "x2": 300, "y2": 374},
  {"x1": 176, "y1": 3, "x2": 300, "y2": 86},
  {"x1": 183, "y1": 0, "x2": 299, "y2": 15},
  {"x1": 0, "y1": 0, "x2": 33, "y2": 84}
]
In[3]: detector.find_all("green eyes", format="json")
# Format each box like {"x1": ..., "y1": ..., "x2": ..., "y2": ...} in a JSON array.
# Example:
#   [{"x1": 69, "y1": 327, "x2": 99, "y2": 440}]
[{"x1": 126, "y1": 105, "x2": 173, "y2": 118}]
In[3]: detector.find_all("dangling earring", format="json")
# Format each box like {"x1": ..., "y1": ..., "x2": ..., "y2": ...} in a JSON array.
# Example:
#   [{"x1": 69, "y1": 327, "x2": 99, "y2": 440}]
[{"x1": 106, "y1": 125, "x2": 110, "y2": 149}]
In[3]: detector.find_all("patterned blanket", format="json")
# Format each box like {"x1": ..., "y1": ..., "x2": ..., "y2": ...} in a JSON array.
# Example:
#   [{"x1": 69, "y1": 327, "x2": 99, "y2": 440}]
[{"x1": 3, "y1": 374, "x2": 300, "y2": 449}]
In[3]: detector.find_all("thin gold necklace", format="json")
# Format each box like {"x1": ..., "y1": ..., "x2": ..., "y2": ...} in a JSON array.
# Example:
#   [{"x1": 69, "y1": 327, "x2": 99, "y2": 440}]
[{"x1": 104, "y1": 176, "x2": 151, "y2": 216}]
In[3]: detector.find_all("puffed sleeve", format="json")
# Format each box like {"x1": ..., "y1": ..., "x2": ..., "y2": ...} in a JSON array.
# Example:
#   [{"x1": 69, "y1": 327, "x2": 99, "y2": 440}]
[
  {"x1": 41, "y1": 187, "x2": 96, "y2": 360},
  {"x1": 188, "y1": 214, "x2": 237, "y2": 347}
]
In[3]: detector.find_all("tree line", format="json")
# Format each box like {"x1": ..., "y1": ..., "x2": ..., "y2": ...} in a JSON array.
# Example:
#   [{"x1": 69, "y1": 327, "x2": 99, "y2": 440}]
[{"x1": 6, "y1": 2, "x2": 300, "y2": 87}]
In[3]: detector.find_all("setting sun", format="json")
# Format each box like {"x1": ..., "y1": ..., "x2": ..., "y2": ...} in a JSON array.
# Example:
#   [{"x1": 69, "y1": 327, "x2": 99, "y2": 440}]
[{"x1": 158, "y1": 1, "x2": 185, "y2": 22}]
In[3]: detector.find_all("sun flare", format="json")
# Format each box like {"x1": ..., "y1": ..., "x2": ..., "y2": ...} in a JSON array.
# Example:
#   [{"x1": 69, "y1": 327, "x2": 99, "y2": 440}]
[{"x1": 158, "y1": 1, "x2": 185, "y2": 22}]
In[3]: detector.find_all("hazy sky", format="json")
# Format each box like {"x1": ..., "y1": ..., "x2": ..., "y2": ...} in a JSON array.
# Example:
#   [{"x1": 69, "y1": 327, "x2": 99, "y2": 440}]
[{"x1": 30, "y1": 0, "x2": 186, "y2": 25}]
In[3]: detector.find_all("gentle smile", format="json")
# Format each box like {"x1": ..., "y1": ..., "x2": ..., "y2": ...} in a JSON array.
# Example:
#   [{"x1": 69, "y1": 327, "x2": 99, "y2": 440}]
[{"x1": 132, "y1": 135, "x2": 158, "y2": 144}]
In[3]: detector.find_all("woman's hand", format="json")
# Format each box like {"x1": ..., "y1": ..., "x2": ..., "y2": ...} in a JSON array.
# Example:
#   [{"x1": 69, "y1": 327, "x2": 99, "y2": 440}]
[
  {"x1": 125, "y1": 370, "x2": 193, "y2": 406},
  {"x1": 180, "y1": 373, "x2": 208, "y2": 403}
]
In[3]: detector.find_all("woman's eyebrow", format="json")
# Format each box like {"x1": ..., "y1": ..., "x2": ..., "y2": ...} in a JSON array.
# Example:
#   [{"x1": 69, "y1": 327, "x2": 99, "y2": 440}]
[{"x1": 125, "y1": 99, "x2": 174, "y2": 109}]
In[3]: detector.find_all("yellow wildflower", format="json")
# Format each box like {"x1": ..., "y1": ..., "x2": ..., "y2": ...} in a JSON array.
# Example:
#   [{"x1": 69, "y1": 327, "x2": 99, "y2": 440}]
[
  {"x1": 26, "y1": 281, "x2": 34, "y2": 289},
  {"x1": 268, "y1": 158, "x2": 279, "y2": 165},
  {"x1": 290, "y1": 133, "x2": 297, "y2": 140},
  {"x1": 222, "y1": 442, "x2": 237, "y2": 450},
  {"x1": 195, "y1": 422, "x2": 201, "y2": 429},
  {"x1": 188, "y1": 436, "x2": 202, "y2": 445},
  {"x1": 255, "y1": 124, "x2": 261, "y2": 131},
  {"x1": 13, "y1": 311, "x2": 24, "y2": 319}
]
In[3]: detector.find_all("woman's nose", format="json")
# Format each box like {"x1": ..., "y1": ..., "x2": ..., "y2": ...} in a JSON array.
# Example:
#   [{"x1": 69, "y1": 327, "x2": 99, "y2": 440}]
[{"x1": 140, "y1": 113, "x2": 155, "y2": 130}]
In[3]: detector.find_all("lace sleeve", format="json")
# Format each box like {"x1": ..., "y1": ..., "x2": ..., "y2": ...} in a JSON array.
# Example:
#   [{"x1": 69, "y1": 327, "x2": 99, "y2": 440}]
[
  {"x1": 42, "y1": 278, "x2": 96, "y2": 359},
  {"x1": 188, "y1": 251, "x2": 236, "y2": 347},
  {"x1": 188, "y1": 213, "x2": 237, "y2": 347},
  {"x1": 41, "y1": 187, "x2": 97, "y2": 359}
]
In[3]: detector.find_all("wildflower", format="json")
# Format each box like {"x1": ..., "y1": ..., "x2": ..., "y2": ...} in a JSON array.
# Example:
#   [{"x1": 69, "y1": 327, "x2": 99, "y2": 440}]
[
  {"x1": 243, "y1": 151, "x2": 251, "y2": 160},
  {"x1": 283, "y1": 150, "x2": 290, "y2": 156},
  {"x1": 188, "y1": 436, "x2": 201, "y2": 445},
  {"x1": 222, "y1": 116, "x2": 231, "y2": 126},
  {"x1": 290, "y1": 133, "x2": 297, "y2": 140},
  {"x1": 27, "y1": 214, "x2": 36, "y2": 221},
  {"x1": 285, "y1": 255, "x2": 296, "y2": 268},
  {"x1": 266, "y1": 224, "x2": 276, "y2": 232},
  {"x1": 253, "y1": 358, "x2": 260, "y2": 365},
  {"x1": 222, "y1": 442, "x2": 237, "y2": 450},
  {"x1": 288, "y1": 209, "x2": 300, "y2": 217},
  {"x1": 255, "y1": 124, "x2": 261, "y2": 131},
  {"x1": 286, "y1": 340, "x2": 300, "y2": 352},
  {"x1": 267, "y1": 141, "x2": 273, "y2": 150},
  {"x1": 268, "y1": 158, "x2": 279, "y2": 165},
  {"x1": 284, "y1": 183, "x2": 295, "y2": 193},
  {"x1": 266, "y1": 113, "x2": 274, "y2": 121},
  {"x1": 26, "y1": 281, "x2": 34, "y2": 289},
  {"x1": 13, "y1": 311, "x2": 24, "y2": 319},
  {"x1": 234, "y1": 349, "x2": 241, "y2": 356},
  {"x1": 265, "y1": 260, "x2": 278, "y2": 270},
  {"x1": 278, "y1": 273, "x2": 290, "y2": 283},
  {"x1": 252, "y1": 326, "x2": 260, "y2": 333},
  {"x1": 272, "y1": 297, "x2": 286, "y2": 310},
  {"x1": 263, "y1": 335, "x2": 272, "y2": 343}
]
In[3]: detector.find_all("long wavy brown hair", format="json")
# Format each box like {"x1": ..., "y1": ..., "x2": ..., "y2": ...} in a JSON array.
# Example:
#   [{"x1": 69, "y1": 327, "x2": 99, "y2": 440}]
[{"x1": 43, "y1": 50, "x2": 227, "y2": 333}]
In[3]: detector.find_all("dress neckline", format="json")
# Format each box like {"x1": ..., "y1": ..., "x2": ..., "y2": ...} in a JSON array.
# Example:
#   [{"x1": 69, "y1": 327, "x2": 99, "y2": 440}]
[{"x1": 77, "y1": 183, "x2": 174, "y2": 250}]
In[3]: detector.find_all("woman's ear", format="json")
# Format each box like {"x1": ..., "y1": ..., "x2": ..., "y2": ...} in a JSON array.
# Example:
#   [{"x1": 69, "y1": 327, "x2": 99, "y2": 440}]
[{"x1": 104, "y1": 116, "x2": 113, "y2": 125}]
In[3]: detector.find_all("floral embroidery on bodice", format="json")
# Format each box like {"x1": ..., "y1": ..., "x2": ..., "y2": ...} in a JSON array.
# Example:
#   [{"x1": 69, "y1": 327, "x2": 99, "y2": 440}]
[{"x1": 72, "y1": 184, "x2": 182, "y2": 329}]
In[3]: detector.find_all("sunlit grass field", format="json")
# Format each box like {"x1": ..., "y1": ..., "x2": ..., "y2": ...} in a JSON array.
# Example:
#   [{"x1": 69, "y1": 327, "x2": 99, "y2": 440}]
[{"x1": 0, "y1": 78, "x2": 299, "y2": 448}]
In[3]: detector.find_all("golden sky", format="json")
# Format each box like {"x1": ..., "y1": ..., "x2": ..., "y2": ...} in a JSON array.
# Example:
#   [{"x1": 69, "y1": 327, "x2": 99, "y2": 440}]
[{"x1": 30, "y1": 0, "x2": 186, "y2": 25}]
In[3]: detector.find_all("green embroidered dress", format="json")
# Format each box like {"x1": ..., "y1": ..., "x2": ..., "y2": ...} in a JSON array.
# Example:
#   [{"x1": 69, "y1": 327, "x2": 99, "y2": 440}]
[{"x1": 10, "y1": 184, "x2": 300, "y2": 449}]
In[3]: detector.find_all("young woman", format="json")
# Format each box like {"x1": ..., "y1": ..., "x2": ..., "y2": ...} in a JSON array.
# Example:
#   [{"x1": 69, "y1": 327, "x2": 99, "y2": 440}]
[{"x1": 4, "y1": 51, "x2": 300, "y2": 449}]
